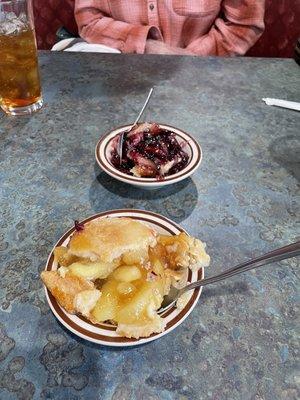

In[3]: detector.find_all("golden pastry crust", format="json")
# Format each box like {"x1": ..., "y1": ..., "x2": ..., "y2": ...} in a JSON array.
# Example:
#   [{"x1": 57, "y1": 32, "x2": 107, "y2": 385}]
[
  {"x1": 41, "y1": 270, "x2": 94, "y2": 313},
  {"x1": 74, "y1": 289, "x2": 101, "y2": 317},
  {"x1": 116, "y1": 314, "x2": 166, "y2": 339},
  {"x1": 159, "y1": 233, "x2": 210, "y2": 271},
  {"x1": 184, "y1": 236, "x2": 210, "y2": 271},
  {"x1": 68, "y1": 217, "x2": 157, "y2": 263}
]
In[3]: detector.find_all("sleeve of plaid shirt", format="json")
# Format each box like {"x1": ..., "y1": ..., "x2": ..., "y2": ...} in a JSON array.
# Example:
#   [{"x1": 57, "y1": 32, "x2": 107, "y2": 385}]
[
  {"x1": 74, "y1": 0, "x2": 156, "y2": 54},
  {"x1": 186, "y1": 0, "x2": 265, "y2": 56}
]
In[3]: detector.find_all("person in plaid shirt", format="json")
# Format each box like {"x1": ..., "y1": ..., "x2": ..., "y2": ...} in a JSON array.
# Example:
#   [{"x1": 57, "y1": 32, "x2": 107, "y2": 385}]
[{"x1": 75, "y1": 0, "x2": 265, "y2": 56}]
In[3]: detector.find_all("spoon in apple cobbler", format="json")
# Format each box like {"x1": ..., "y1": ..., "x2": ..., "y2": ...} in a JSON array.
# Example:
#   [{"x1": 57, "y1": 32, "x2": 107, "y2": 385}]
[
  {"x1": 160, "y1": 241, "x2": 300, "y2": 312},
  {"x1": 41, "y1": 217, "x2": 210, "y2": 339}
]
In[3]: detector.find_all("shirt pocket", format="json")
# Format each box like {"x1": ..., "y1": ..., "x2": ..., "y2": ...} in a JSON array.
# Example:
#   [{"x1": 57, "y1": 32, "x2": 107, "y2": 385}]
[
  {"x1": 172, "y1": 0, "x2": 221, "y2": 17},
  {"x1": 107, "y1": 0, "x2": 146, "y2": 24}
]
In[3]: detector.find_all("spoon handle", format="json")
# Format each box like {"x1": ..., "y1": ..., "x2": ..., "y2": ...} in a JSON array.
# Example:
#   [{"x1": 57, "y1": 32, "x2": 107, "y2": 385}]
[
  {"x1": 119, "y1": 87, "x2": 153, "y2": 164},
  {"x1": 133, "y1": 87, "x2": 154, "y2": 125},
  {"x1": 181, "y1": 241, "x2": 300, "y2": 294}
]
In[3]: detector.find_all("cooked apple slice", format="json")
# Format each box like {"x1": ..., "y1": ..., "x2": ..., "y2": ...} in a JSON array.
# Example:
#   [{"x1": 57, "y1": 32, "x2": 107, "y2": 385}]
[
  {"x1": 91, "y1": 280, "x2": 119, "y2": 322},
  {"x1": 116, "y1": 283, "x2": 153, "y2": 324},
  {"x1": 69, "y1": 261, "x2": 116, "y2": 280},
  {"x1": 117, "y1": 282, "x2": 136, "y2": 295},
  {"x1": 116, "y1": 277, "x2": 165, "y2": 325},
  {"x1": 112, "y1": 265, "x2": 142, "y2": 282},
  {"x1": 148, "y1": 247, "x2": 165, "y2": 276}
]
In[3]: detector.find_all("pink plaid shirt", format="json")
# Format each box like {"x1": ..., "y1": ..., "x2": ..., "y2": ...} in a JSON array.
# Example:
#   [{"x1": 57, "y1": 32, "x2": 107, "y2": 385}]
[{"x1": 75, "y1": 0, "x2": 265, "y2": 56}]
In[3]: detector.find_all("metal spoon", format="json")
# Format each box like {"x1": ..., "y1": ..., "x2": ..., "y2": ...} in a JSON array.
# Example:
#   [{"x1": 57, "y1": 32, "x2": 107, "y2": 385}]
[
  {"x1": 159, "y1": 241, "x2": 300, "y2": 313},
  {"x1": 118, "y1": 87, "x2": 154, "y2": 165}
]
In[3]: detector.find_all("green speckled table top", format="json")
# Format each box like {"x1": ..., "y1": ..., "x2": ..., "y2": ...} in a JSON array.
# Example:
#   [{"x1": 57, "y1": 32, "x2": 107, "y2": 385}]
[{"x1": 0, "y1": 52, "x2": 299, "y2": 400}]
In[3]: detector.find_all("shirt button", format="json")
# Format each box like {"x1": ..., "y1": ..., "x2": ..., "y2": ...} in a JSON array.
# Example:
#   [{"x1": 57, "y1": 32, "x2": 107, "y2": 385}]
[{"x1": 149, "y1": 3, "x2": 154, "y2": 11}]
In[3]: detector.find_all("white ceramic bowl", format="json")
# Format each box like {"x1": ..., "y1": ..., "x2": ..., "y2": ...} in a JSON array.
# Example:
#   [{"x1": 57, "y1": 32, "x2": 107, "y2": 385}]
[
  {"x1": 43, "y1": 209, "x2": 204, "y2": 347},
  {"x1": 95, "y1": 124, "x2": 202, "y2": 189}
]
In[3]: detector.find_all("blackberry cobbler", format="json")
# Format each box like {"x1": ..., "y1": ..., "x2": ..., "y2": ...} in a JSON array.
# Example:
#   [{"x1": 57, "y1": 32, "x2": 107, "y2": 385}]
[{"x1": 110, "y1": 123, "x2": 189, "y2": 178}]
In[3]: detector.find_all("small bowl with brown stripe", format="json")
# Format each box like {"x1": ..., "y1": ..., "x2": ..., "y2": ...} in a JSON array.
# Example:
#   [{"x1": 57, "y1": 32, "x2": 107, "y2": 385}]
[
  {"x1": 95, "y1": 123, "x2": 202, "y2": 189},
  {"x1": 43, "y1": 209, "x2": 204, "y2": 347}
]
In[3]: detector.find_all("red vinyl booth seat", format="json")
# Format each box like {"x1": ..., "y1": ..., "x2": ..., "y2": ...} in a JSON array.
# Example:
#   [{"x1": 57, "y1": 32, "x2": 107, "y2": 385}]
[
  {"x1": 33, "y1": 0, "x2": 300, "y2": 58},
  {"x1": 33, "y1": 0, "x2": 78, "y2": 50}
]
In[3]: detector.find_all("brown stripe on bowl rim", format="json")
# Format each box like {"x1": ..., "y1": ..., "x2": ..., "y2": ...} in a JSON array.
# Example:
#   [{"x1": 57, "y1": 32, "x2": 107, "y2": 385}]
[
  {"x1": 95, "y1": 124, "x2": 202, "y2": 184},
  {"x1": 44, "y1": 209, "x2": 204, "y2": 345}
]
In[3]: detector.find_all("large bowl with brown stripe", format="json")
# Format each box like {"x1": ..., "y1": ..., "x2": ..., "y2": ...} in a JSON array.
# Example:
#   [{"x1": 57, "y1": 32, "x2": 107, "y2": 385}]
[
  {"x1": 95, "y1": 124, "x2": 202, "y2": 189},
  {"x1": 44, "y1": 209, "x2": 204, "y2": 347}
]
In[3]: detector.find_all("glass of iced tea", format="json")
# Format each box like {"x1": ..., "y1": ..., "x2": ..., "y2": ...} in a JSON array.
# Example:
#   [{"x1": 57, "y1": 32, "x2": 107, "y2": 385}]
[{"x1": 0, "y1": 0, "x2": 43, "y2": 115}]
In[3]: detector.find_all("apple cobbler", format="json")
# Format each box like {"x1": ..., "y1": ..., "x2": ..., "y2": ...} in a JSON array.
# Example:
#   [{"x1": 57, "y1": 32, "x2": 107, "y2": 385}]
[{"x1": 41, "y1": 217, "x2": 210, "y2": 339}]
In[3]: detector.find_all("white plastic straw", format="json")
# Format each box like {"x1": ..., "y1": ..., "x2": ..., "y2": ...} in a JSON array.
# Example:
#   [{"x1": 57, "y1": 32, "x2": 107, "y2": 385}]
[{"x1": 262, "y1": 98, "x2": 300, "y2": 112}]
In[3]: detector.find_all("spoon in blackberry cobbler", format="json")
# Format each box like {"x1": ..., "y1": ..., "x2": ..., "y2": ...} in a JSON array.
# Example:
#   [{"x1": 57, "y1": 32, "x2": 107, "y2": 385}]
[{"x1": 118, "y1": 88, "x2": 154, "y2": 165}]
